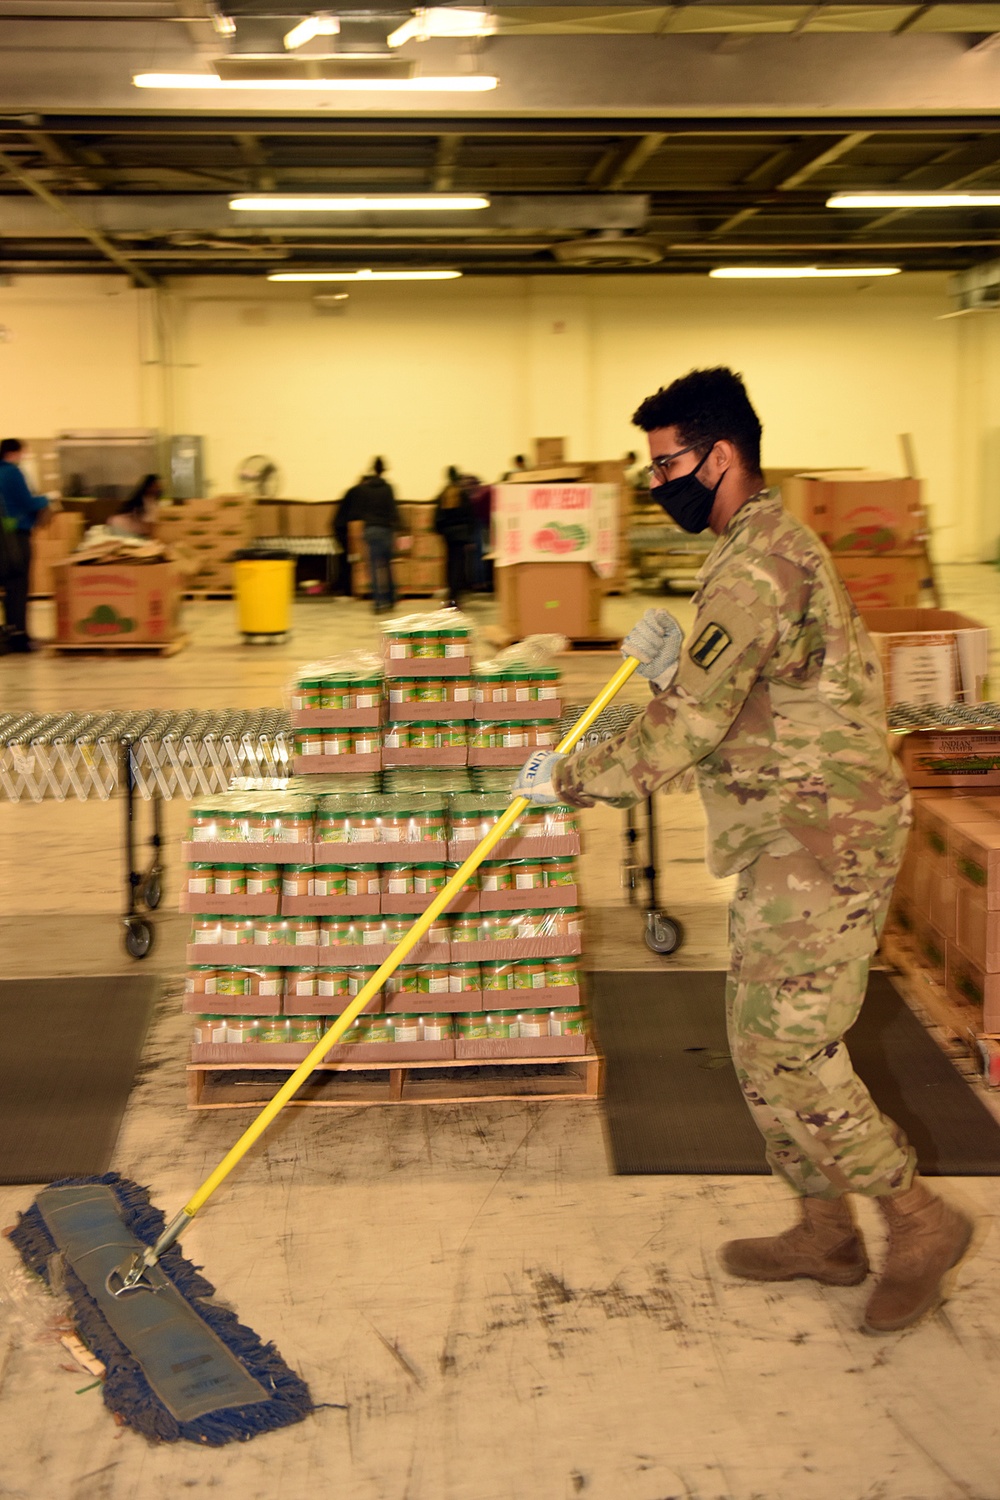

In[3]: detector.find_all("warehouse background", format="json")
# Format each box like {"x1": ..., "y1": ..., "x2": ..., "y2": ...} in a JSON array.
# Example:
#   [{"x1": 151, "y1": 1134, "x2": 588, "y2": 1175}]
[{"x1": 2, "y1": 269, "x2": 998, "y2": 560}]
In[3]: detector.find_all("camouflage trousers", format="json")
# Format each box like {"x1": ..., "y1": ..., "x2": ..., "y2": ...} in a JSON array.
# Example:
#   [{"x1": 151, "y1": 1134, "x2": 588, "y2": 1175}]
[{"x1": 726, "y1": 846, "x2": 916, "y2": 1200}]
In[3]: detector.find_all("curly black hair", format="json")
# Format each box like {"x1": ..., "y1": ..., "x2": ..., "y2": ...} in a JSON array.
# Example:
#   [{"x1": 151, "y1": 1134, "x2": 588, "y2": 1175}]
[{"x1": 632, "y1": 367, "x2": 763, "y2": 477}]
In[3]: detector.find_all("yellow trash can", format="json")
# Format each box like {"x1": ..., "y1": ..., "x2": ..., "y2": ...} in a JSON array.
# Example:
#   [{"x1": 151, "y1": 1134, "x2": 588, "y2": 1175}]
[{"x1": 231, "y1": 550, "x2": 295, "y2": 640}]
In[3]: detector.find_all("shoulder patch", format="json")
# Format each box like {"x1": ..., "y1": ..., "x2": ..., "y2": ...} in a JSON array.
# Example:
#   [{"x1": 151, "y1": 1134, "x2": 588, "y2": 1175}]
[{"x1": 689, "y1": 621, "x2": 732, "y2": 669}]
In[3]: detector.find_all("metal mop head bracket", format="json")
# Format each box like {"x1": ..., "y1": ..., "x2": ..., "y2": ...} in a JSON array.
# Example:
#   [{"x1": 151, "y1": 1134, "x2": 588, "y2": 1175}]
[{"x1": 8, "y1": 1172, "x2": 312, "y2": 1446}]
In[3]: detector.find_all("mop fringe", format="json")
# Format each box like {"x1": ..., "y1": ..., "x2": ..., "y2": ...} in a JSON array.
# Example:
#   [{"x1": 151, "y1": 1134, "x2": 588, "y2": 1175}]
[{"x1": 8, "y1": 1172, "x2": 312, "y2": 1446}]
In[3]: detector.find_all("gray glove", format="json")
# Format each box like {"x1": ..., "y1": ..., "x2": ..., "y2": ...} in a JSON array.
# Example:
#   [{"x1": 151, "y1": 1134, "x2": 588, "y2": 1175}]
[{"x1": 621, "y1": 608, "x2": 684, "y2": 690}]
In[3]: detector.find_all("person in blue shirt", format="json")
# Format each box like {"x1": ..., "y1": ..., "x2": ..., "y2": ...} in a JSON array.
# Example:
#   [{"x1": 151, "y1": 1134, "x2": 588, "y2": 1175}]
[{"x1": 0, "y1": 438, "x2": 50, "y2": 652}]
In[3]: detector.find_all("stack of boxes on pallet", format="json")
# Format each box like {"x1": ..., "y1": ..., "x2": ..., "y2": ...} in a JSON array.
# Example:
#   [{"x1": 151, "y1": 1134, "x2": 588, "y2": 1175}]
[
  {"x1": 349, "y1": 503, "x2": 445, "y2": 599},
  {"x1": 893, "y1": 796, "x2": 1000, "y2": 1038},
  {"x1": 155, "y1": 495, "x2": 253, "y2": 594},
  {"x1": 782, "y1": 471, "x2": 928, "y2": 611}
]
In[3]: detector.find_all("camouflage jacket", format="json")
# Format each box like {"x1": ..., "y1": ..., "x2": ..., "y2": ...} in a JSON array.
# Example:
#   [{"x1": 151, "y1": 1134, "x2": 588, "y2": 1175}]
[{"x1": 554, "y1": 490, "x2": 910, "y2": 881}]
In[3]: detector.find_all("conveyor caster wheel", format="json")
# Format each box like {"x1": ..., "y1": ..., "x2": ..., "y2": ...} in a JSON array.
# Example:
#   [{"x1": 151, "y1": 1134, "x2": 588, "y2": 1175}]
[
  {"x1": 142, "y1": 870, "x2": 163, "y2": 910},
  {"x1": 124, "y1": 917, "x2": 155, "y2": 959},
  {"x1": 644, "y1": 912, "x2": 682, "y2": 956}
]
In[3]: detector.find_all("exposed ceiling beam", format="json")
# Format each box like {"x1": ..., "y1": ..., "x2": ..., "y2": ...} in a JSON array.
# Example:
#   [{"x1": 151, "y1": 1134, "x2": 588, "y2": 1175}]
[
  {"x1": 790, "y1": 4, "x2": 827, "y2": 37},
  {"x1": 604, "y1": 132, "x2": 667, "y2": 191},
  {"x1": 432, "y1": 133, "x2": 462, "y2": 193},
  {"x1": 894, "y1": 4, "x2": 935, "y2": 35},
  {"x1": 234, "y1": 132, "x2": 274, "y2": 193},
  {"x1": 710, "y1": 130, "x2": 869, "y2": 237},
  {"x1": 967, "y1": 29, "x2": 1000, "y2": 53},
  {"x1": 0, "y1": 146, "x2": 157, "y2": 286},
  {"x1": 854, "y1": 137, "x2": 1000, "y2": 232}
]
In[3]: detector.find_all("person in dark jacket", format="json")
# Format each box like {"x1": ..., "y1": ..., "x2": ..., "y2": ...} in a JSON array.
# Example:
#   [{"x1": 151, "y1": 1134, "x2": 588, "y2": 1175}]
[
  {"x1": 434, "y1": 465, "x2": 476, "y2": 608},
  {"x1": 348, "y1": 457, "x2": 402, "y2": 613},
  {"x1": 0, "y1": 438, "x2": 50, "y2": 653}
]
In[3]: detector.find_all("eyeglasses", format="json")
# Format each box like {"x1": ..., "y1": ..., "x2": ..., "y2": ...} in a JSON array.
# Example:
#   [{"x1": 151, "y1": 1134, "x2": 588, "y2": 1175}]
[{"x1": 646, "y1": 442, "x2": 703, "y2": 485}]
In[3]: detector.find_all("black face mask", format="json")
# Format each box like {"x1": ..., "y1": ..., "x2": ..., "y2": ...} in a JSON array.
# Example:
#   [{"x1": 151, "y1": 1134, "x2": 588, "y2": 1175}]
[{"x1": 649, "y1": 445, "x2": 723, "y2": 534}]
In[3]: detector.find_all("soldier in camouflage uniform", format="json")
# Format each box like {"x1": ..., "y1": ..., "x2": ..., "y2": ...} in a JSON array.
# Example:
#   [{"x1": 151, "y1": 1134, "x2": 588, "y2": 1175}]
[{"x1": 515, "y1": 367, "x2": 973, "y2": 1333}]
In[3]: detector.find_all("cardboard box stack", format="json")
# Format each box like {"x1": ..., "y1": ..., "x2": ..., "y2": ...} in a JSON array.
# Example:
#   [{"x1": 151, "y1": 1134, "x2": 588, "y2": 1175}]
[
  {"x1": 892, "y1": 795, "x2": 1000, "y2": 1037},
  {"x1": 782, "y1": 470, "x2": 928, "y2": 610},
  {"x1": 155, "y1": 495, "x2": 253, "y2": 594},
  {"x1": 182, "y1": 784, "x2": 588, "y2": 1070},
  {"x1": 29, "y1": 510, "x2": 85, "y2": 598}
]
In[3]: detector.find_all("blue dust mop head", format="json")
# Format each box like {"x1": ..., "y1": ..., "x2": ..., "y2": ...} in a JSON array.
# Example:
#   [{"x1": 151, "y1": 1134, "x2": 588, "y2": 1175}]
[{"x1": 7, "y1": 1172, "x2": 312, "y2": 1445}]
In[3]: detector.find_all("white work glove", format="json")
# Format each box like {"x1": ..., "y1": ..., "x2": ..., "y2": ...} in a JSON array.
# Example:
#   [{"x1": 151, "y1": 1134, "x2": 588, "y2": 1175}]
[
  {"x1": 512, "y1": 749, "x2": 567, "y2": 805},
  {"x1": 621, "y1": 608, "x2": 684, "y2": 691}
]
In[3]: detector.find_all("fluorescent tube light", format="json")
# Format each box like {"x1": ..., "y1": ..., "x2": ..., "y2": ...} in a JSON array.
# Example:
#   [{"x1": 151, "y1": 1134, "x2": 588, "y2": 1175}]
[
  {"x1": 284, "y1": 12, "x2": 340, "y2": 50},
  {"x1": 389, "y1": 8, "x2": 497, "y2": 47},
  {"x1": 828, "y1": 192, "x2": 1000, "y2": 209},
  {"x1": 133, "y1": 72, "x2": 498, "y2": 91},
  {"x1": 710, "y1": 266, "x2": 902, "y2": 279},
  {"x1": 231, "y1": 194, "x2": 488, "y2": 212},
  {"x1": 268, "y1": 269, "x2": 462, "y2": 281}
]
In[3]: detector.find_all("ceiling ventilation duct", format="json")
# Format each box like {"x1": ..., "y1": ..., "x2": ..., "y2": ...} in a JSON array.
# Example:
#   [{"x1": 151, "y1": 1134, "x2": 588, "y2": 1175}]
[
  {"x1": 945, "y1": 258, "x2": 1000, "y2": 315},
  {"x1": 551, "y1": 234, "x2": 663, "y2": 268}
]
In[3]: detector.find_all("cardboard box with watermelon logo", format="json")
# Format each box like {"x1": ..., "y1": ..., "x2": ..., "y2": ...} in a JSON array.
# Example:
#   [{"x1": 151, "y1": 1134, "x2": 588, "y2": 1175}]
[
  {"x1": 54, "y1": 560, "x2": 183, "y2": 646},
  {"x1": 781, "y1": 471, "x2": 924, "y2": 554}
]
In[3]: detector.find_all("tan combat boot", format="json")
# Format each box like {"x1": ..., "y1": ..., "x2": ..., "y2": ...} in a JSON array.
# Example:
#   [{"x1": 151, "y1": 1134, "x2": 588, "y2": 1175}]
[
  {"x1": 863, "y1": 1180, "x2": 974, "y2": 1334},
  {"x1": 719, "y1": 1196, "x2": 869, "y2": 1285}
]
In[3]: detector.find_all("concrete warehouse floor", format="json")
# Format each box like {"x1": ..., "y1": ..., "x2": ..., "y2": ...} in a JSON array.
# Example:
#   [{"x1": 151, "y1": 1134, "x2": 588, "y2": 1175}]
[{"x1": 1, "y1": 569, "x2": 999, "y2": 1500}]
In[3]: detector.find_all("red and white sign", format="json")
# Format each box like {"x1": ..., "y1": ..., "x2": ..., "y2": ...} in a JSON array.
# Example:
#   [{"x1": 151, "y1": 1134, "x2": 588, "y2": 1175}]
[{"x1": 493, "y1": 483, "x2": 618, "y2": 578}]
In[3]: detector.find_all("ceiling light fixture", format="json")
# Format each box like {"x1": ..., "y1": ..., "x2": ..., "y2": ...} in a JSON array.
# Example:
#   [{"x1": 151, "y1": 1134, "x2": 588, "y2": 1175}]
[
  {"x1": 268, "y1": 269, "x2": 462, "y2": 281},
  {"x1": 828, "y1": 192, "x2": 1000, "y2": 209},
  {"x1": 388, "y1": 7, "x2": 497, "y2": 47},
  {"x1": 133, "y1": 72, "x2": 498, "y2": 91},
  {"x1": 709, "y1": 266, "x2": 902, "y2": 279},
  {"x1": 283, "y1": 12, "x2": 340, "y2": 50},
  {"x1": 232, "y1": 194, "x2": 488, "y2": 212}
]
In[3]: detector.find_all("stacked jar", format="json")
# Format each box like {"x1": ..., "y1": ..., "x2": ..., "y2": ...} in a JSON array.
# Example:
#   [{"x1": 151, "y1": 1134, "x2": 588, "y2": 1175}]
[
  {"x1": 290, "y1": 665, "x2": 385, "y2": 771},
  {"x1": 382, "y1": 612, "x2": 474, "y2": 765}
]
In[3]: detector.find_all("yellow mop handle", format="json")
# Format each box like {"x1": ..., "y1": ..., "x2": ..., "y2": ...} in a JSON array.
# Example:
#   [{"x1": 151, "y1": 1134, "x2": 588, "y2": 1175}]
[{"x1": 179, "y1": 654, "x2": 639, "y2": 1223}]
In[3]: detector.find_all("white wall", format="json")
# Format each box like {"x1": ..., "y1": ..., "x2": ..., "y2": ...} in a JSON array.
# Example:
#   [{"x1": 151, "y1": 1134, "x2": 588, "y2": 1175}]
[{"x1": 0, "y1": 269, "x2": 995, "y2": 561}]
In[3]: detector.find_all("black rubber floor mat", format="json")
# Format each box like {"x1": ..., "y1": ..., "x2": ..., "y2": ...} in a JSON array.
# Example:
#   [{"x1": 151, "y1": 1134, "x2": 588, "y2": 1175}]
[
  {"x1": 589, "y1": 969, "x2": 1000, "y2": 1176},
  {"x1": 0, "y1": 974, "x2": 158, "y2": 1185}
]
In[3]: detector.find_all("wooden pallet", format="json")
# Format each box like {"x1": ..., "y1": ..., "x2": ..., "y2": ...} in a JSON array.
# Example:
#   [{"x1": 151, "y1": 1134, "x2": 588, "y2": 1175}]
[
  {"x1": 47, "y1": 632, "x2": 190, "y2": 658},
  {"x1": 187, "y1": 1051, "x2": 603, "y2": 1109}
]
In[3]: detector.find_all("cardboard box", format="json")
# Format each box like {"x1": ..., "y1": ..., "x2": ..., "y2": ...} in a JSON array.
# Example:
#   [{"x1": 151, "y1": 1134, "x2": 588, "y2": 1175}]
[
  {"x1": 284, "y1": 502, "x2": 334, "y2": 538},
  {"x1": 534, "y1": 437, "x2": 566, "y2": 466},
  {"x1": 253, "y1": 502, "x2": 284, "y2": 538},
  {"x1": 897, "y1": 732, "x2": 1000, "y2": 791},
  {"x1": 950, "y1": 822, "x2": 1000, "y2": 909},
  {"x1": 955, "y1": 884, "x2": 1000, "y2": 971},
  {"x1": 497, "y1": 560, "x2": 603, "y2": 640},
  {"x1": 946, "y1": 942, "x2": 1000, "y2": 1031},
  {"x1": 54, "y1": 560, "x2": 183, "y2": 645},
  {"x1": 782, "y1": 471, "x2": 924, "y2": 553},
  {"x1": 834, "y1": 556, "x2": 925, "y2": 611},
  {"x1": 912, "y1": 911, "x2": 948, "y2": 984},
  {"x1": 861, "y1": 608, "x2": 989, "y2": 706}
]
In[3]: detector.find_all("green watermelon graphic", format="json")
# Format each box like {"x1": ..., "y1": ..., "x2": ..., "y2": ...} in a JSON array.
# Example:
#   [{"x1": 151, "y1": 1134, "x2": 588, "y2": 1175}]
[{"x1": 78, "y1": 604, "x2": 136, "y2": 636}]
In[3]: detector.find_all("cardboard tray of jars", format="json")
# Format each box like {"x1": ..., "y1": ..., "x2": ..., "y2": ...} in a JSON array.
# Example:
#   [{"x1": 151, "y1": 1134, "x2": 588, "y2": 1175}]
[
  {"x1": 291, "y1": 707, "x2": 384, "y2": 729},
  {"x1": 190, "y1": 1037, "x2": 591, "y2": 1065},
  {"x1": 292, "y1": 752, "x2": 382, "y2": 776},
  {"x1": 473, "y1": 700, "x2": 562, "y2": 721},
  {"x1": 182, "y1": 841, "x2": 318, "y2": 864},
  {"x1": 183, "y1": 982, "x2": 584, "y2": 1018},
  {"x1": 386, "y1": 699, "x2": 475, "y2": 721},
  {"x1": 448, "y1": 834, "x2": 580, "y2": 859},
  {"x1": 179, "y1": 893, "x2": 282, "y2": 915},
  {"x1": 383, "y1": 655, "x2": 473, "y2": 679},
  {"x1": 381, "y1": 746, "x2": 468, "y2": 768},
  {"x1": 185, "y1": 935, "x2": 583, "y2": 967}
]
